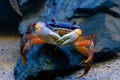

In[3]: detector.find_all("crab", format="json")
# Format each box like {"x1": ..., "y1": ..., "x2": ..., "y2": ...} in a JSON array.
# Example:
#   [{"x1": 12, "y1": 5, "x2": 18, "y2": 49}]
[{"x1": 20, "y1": 20, "x2": 95, "y2": 77}]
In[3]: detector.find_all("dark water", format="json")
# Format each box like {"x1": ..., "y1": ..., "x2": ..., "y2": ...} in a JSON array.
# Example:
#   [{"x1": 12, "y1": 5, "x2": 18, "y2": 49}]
[
  {"x1": 0, "y1": 21, "x2": 20, "y2": 36},
  {"x1": 0, "y1": 0, "x2": 21, "y2": 36}
]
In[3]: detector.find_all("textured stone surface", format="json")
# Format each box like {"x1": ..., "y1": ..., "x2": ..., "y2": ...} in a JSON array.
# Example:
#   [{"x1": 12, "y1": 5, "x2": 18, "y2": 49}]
[
  {"x1": 14, "y1": 44, "x2": 83, "y2": 80},
  {"x1": 13, "y1": 0, "x2": 120, "y2": 79}
]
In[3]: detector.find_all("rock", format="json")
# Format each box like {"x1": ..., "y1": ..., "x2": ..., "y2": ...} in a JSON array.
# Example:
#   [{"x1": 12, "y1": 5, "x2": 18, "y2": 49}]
[
  {"x1": 13, "y1": 0, "x2": 120, "y2": 79},
  {"x1": 14, "y1": 44, "x2": 82, "y2": 80},
  {"x1": 67, "y1": 1, "x2": 120, "y2": 19}
]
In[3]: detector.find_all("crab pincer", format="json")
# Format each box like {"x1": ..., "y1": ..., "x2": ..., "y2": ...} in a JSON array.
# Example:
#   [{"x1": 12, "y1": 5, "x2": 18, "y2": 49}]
[
  {"x1": 58, "y1": 29, "x2": 82, "y2": 45},
  {"x1": 21, "y1": 22, "x2": 61, "y2": 64},
  {"x1": 58, "y1": 28, "x2": 95, "y2": 77},
  {"x1": 35, "y1": 22, "x2": 61, "y2": 45}
]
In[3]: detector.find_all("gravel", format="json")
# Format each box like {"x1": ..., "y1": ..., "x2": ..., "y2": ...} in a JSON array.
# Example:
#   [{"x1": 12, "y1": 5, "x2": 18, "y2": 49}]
[
  {"x1": 0, "y1": 35, "x2": 20, "y2": 80},
  {"x1": 61, "y1": 55, "x2": 120, "y2": 80}
]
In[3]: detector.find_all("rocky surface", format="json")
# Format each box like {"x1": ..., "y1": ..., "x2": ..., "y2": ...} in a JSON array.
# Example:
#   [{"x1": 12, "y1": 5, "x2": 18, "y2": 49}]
[{"x1": 11, "y1": 0, "x2": 120, "y2": 79}]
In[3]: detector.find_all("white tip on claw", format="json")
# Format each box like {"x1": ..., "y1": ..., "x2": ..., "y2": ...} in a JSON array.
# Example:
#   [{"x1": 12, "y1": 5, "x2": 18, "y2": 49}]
[
  {"x1": 62, "y1": 39, "x2": 73, "y2": 45},
  {"x1": 59, "y1": 33, "x2": 70, "y2": 41},
  {"x1": 49, "y1": 32, "x2": 61, "y2": 39}
]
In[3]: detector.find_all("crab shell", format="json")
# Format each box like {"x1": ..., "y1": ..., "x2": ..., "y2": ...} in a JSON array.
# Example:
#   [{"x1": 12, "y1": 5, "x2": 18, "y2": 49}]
[{"x1": 46, "y1": 21, "x2": 80, "y2": 36}]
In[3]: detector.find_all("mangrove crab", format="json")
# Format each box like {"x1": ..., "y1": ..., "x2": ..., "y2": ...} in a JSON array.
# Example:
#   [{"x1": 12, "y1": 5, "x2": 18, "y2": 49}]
[{"x1": 21, "y1": 20, "x2": 95, "y2": 77}]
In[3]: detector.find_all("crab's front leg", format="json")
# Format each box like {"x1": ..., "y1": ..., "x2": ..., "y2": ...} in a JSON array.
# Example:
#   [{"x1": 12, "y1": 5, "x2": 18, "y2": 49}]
[
  {"x1": 74, "y1": 38, "x2": 94, "y2": 63},
  {"x1": 21, "y1": 22, "x2": 61, "y2": 64},
  {"x1": 73, "y1": 35, "x2": 95, "y2": 77},
  {"x1": 21, "y1": 34, "x2": 45, "y2": 64},
  {"x1": 58, "y1": 29, "x2": 95, "y2": 77}
]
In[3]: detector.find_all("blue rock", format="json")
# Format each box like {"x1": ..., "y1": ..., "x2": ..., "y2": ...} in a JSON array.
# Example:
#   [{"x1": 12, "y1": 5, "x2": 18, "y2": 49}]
[{"x1": 14, "y1": 44, "x2": 82, "y2": 80}]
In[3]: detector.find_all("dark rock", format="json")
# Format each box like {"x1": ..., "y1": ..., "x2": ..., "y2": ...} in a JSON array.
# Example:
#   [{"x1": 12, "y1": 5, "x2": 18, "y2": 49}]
[
  {"x1": 67, "y1": 1, "x2": 120, "y2": 19},
  {"x1": 14, "y1": 44, "x2": 82, "y2": 80},
  {"x1": 14, "y1": 0, "x2": 120, "y2": 79},
  {"x1": 79, "y1": 13, "x2": 120, "y2": 53}
]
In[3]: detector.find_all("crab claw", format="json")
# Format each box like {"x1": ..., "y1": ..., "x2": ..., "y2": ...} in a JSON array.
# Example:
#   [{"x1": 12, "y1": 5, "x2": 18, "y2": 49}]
[
  {"x1": 49, "y1": 31, "x2": 61, "y2": 39},
  {"x1": 48, "y1": 31, "x2": 61, "y2": 45},
  {"x1": 58, "y1": 29, "x2": 82, "y2": 45},
  {"x1": 35, "y1": 22, "x2": 61, "y2": 45}
]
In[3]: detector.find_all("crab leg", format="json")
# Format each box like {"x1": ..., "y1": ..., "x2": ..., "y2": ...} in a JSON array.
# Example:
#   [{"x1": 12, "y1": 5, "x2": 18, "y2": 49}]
[
  {"x1": 58, "y1": 29, "x2": 95, "y2": 63},
  {"x1": 74, "y1": 40, "x2": 94, "y2": 63},
  {"x1": 72, "y1": 35, "x2": 95, "y2": 77},
  {"x1": 21, "y1": 34, "x2": 45, "y2": 64},
  {"x1": 21, "y1": 22, "x2": 61, "y2": 64},
  {"x1": 59, "y1": 30, "x2": 95, "y2": 77}
]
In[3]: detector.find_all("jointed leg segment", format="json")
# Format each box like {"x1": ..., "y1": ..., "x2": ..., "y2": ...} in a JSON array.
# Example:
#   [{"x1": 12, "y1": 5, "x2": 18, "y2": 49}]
[
  {"x1": 21, "y1": 34, "x2": 45, "y2": 64},
  {"x1": 21, "y1": 24, "x2": 45, "y2": 64},
  {"x1": 74, "y1": 39, "x2": 94, "y2": 63},
  {"x1": 72, "y1": 35, "x2": 95, "y2": 77}
]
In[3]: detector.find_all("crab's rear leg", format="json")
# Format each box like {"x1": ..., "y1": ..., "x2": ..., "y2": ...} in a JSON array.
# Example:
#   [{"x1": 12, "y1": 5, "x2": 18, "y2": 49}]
[
  {"x1": 72, "y1": 35, "x2": 95, "y2": 77},
  {"x1": 74, "y1": 40, "x2": 94, "y2": 62},
  {"x1": 21, "y1": 34, "x2": 45, "y2": 64},
  {"x1": 20, "y1": 23, "x2": 36, "y2": 56}
]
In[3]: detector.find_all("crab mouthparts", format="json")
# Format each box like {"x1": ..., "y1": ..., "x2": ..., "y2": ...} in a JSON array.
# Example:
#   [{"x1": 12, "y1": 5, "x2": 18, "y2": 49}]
[{"x1": 53, "y1": 29, "x2": 72, "y2": 36}]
